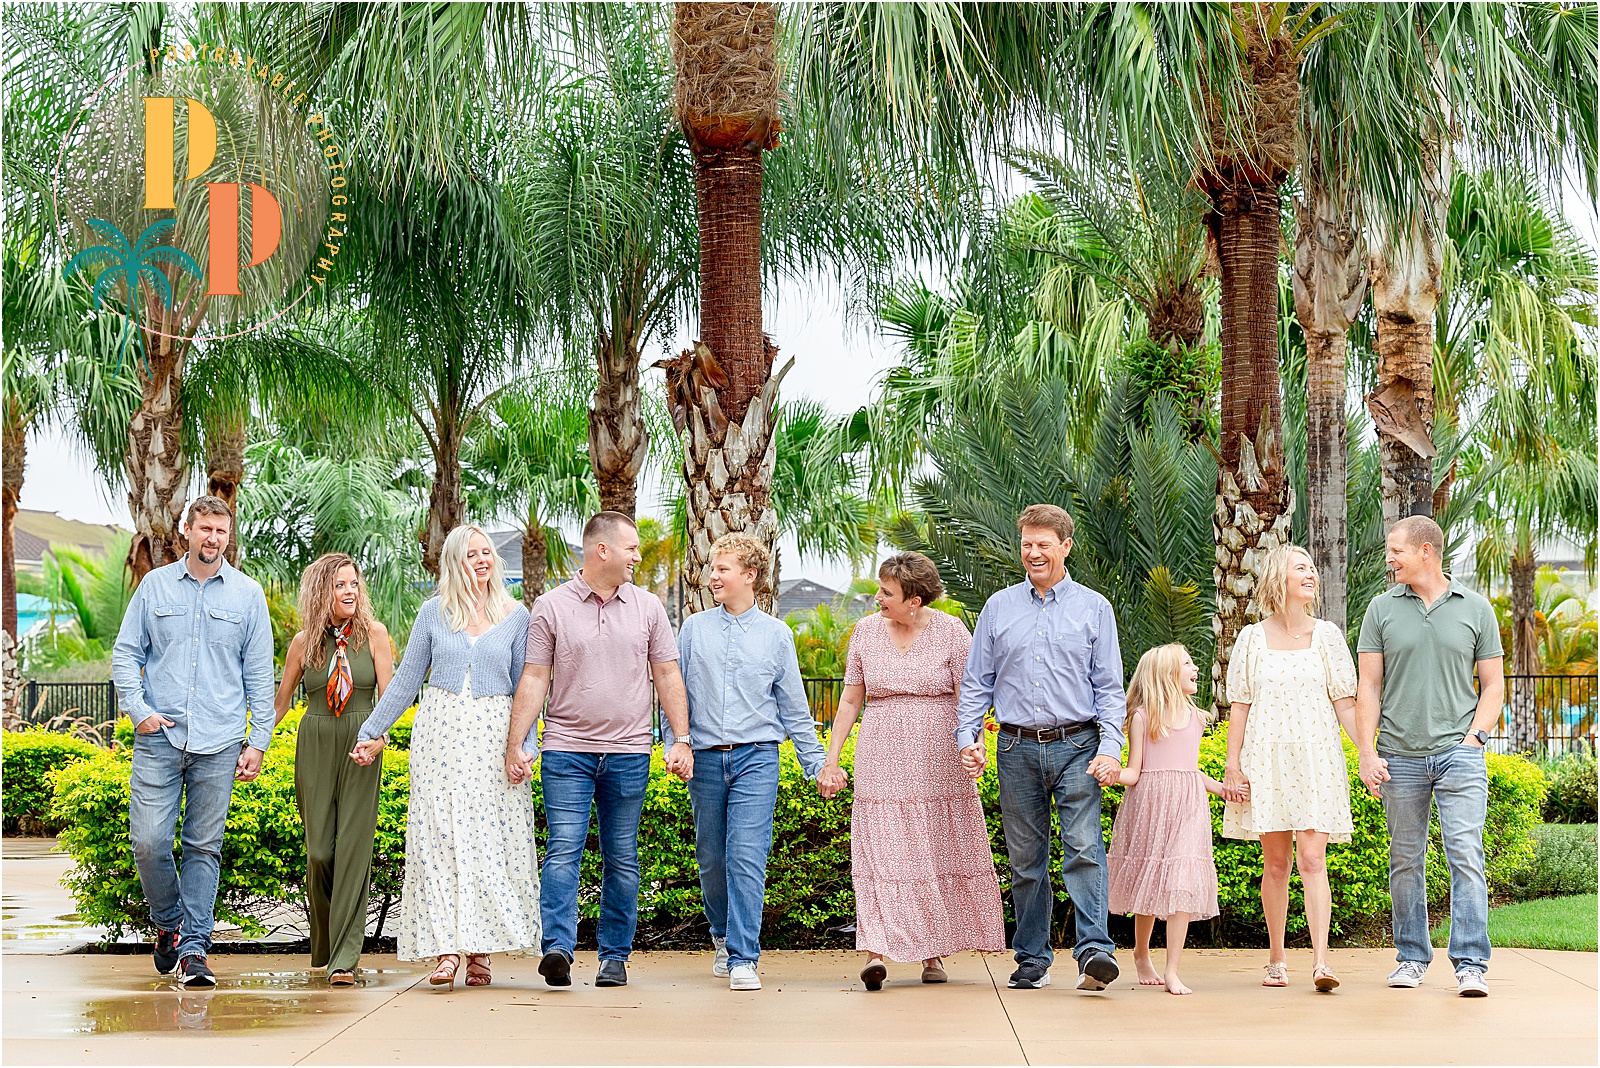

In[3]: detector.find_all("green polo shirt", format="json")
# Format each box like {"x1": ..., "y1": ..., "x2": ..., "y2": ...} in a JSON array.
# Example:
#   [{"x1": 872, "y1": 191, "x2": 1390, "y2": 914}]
[{"x1": 1357, "y1": 579, "x2": 1503, "y2": 757}]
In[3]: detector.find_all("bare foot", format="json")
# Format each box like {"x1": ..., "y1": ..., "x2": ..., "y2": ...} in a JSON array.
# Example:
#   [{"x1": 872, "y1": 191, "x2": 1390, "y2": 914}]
[
  {"x1": 1133, "y1": 953, "x2": 1163, "y2": 985},
  {"x1": 1164, "y1": 972, "x2": 1193, "y2": 995}
]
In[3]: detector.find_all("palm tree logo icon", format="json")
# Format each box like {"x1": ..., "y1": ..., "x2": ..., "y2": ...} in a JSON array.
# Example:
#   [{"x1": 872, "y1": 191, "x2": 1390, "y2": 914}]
[{"x1": 63, "y1": 217, "x2": 203, "y2": 371}]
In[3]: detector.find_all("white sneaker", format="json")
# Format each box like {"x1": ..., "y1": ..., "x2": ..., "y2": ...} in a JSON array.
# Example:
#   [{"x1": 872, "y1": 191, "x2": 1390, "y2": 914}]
[
  {"x1": 729, "y1": 963, "x2": 761, "y2": 991},
  {"x1": 712, "y1": 937, "x2": 729, "y2": 978},
  {"x1": 1456, "y1": 969, "x2": 1488, "y2": 997},
  {"x1": 1387, "y1": 961, "x2": 1428, "y2": 988}
]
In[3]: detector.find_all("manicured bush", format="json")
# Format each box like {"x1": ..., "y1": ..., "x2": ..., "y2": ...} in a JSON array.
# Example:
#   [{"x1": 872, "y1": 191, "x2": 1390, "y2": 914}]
[
  {"x1": 1508, "y1": 823, "x2": 1598, "y2": 900},
  {"x1": 1540, "y1": 752, "x2": 1598, "y2": 824},
  {"x1": 2, "y1": 728, "x2": 103, "y2": 833},
  {"x1": 1423, "y1": 753, "x2": 1547, "y2": 905},
  {"x1": 384, "y1": 707, "x2": 417, "y2": 750}
]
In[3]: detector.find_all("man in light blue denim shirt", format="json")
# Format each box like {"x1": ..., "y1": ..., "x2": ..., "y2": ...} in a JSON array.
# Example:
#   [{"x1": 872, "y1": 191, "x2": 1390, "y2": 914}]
[
  {"x1": 669, "y1": 533, "x2": 831, "y2": 991},
  {"x1": 111, "y1": 498, "x2": 275, "y2": 988},
  {"x1": 955, "y1": 504, "x2": 1127, "y2": 993}
]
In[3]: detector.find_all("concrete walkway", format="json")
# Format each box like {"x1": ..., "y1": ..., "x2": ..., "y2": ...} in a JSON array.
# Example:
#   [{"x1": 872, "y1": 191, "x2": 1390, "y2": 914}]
[{"x1": 3, "y1": 946, "x2": 1595, "y2": 1065}]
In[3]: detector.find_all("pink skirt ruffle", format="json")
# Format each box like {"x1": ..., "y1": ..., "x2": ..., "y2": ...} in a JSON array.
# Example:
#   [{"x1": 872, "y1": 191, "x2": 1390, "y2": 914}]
[{"x1": 1107, "y1": 770, "x2": 1219, "y2": 920}]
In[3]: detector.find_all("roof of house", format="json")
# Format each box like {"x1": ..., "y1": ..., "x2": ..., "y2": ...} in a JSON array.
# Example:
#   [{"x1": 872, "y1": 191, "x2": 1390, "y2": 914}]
[
  {"x1": 13, "y1": 510, "x2": 127, "y2": 571},
  {"x1": 486, "y1": 528, "x2": 582, "y2": 584},
  {"x1": 775, "y1": 577, "x2": 874, "y2": 622}
]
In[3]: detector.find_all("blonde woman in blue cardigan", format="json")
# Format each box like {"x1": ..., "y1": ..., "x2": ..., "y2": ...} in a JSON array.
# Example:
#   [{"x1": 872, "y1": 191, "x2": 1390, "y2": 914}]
[{"x1": 353, "y1": 524, "x2": 540, "y2": 990}]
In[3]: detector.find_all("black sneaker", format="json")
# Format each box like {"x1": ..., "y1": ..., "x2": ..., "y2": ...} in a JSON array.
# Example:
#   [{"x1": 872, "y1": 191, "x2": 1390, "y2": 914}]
[
  {"x1": 153, "y1": 929, "x2": 180, "y2": 975},
  {"x1": 538, "y1": 949, "x2": 572, "y2": 987},
  {"x1": 1008, "y1": 962, "x2": 1051, "y2": 989},
  {"x1": 176, "y1": 955, "x2": 216, "y2": 988},
  {"x1": 595, "y1": 959, "x2": 628, "y2": 987},
  {"x1": 1076, "y1": 950, "x2": 1120, "y2": 990}
]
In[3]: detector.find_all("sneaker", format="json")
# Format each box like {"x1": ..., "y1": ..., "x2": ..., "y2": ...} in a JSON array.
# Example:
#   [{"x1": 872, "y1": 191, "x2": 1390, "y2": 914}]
[
  {"x1": 176, "y1": 955, "x2": 215, "y2": 988},
  {"x1": 1387, "y1": 961, "x2": 1428, "y2": 988},
  {"x1": 153, "y1": 929, "x2": 180, "y2": 976},
  {"x1": 1456, "y1": 968, "x2": 1488, "y2": 998},
  {"x1": 538, "y1": 949, "x2": 572, "y2": 987},
  {"x1": 712, "y1": 936, "x2": 729, "y2": 978},
  {"x1": 595, "y1": 959, "x2": 628, "y2": 987},
  {"x1": 1008, "y1": 962, "x2": 1051, "y2": 989},
  {"x1": 729, "y1": 963, "x2": 761, "y2": 991},
  {"x1": 1076, "y1": 950, "x2": 1120, "y2": 991}
]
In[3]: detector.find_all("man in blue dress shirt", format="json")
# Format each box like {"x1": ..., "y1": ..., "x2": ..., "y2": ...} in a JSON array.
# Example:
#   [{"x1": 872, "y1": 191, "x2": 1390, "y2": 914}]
[
  {"x1": 956, "y1": 504, "x2": 1127, "y2": 991},
  {"x1": 111, "y1": 497, "x2": 275, "y2": 989},
  {"x1": 669, "y1": 532, "x2": 836, "y2": 992}
]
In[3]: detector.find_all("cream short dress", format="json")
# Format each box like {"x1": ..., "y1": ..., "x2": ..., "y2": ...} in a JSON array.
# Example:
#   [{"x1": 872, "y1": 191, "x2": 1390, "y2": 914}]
[{"x1": 1222, "y1": 620, "x2": 1356, "y2": 842}]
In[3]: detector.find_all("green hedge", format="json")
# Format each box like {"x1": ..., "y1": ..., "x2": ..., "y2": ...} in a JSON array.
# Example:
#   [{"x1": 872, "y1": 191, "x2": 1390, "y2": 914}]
[
  {"x1": 35, "y1": 721, "x2": 1549, "y2": 947},
  {"x1": 1508, "y1": 823, "x2": 1598, "y2": 899},
  {"x1": 2, "y1": 729, "x2": 103, "y2": 834},
  {"x1": 1540, "y1": 752, "x2": 1598, "y2": 824}
]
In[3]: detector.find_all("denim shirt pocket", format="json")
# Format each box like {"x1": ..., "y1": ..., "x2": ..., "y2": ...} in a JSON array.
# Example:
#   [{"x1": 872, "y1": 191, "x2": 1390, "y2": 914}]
[
  {"x1": 151, "y1": 604, "x2": 191, "y2": 647},
  {"x1": 206, "y1": 607, "x2": 245, "y2": 650}
]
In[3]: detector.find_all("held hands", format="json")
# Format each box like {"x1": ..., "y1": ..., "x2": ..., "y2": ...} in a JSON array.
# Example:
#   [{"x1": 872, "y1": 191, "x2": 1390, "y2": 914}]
[
  {"x1": 1086, "y1": 754, "x2": 1121, "y2": 786},
  {"x1": 1222, "y1": 764, "x2": 1250, "y2": 804},
  {"x1": 1358, "y1": 751, "x2": 1390, "y2": 798},
  {"x1": 235, "y1": 746, "x2": 265, "y2": 782},
  {"x1": 349, "y1": 738, "x2": 386, "y2": 766},
  {"x1": 960, "y1": 743, "x2": 986, "y2": 781},
  {"x1": 136, "y1": 714, "x2": 175, "y2": 734},
  {"x1": 505, "y1": 748, "x2": 534, "y2": 785},
  {"x1": 665, "y1": 741, "x2": 694, "y2": 782},
  {"x1": 817, "y1": 764, "x2": 848, "y2": 798}
]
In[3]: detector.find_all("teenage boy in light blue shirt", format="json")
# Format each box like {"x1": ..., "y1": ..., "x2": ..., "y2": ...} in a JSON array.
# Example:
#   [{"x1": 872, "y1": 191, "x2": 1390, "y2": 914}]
[{"x1": 669, "y1": 532, "x2": 840, "y2": 991}]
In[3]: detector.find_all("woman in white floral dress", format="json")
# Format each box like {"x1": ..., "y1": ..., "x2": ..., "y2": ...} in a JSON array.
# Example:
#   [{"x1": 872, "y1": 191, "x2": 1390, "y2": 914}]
[
  {"x1": 1222, "y1": 545, "x2": 1359, "y2": 992},
  {"x1": 353, "y1": 524, "x2": 541, "y2": 990}
]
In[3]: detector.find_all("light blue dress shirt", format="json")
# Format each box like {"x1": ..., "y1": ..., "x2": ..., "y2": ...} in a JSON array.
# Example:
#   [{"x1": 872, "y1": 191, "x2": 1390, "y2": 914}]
[
  {"x1": 954, "y1": 572, "x2": 1127, "y2": 760},
  {"x1": 111, "y1": 555, "x2": 276, "y2": 754},
  {"x1": 670, "y1": 604, "x2": 828, "y2": 778}
]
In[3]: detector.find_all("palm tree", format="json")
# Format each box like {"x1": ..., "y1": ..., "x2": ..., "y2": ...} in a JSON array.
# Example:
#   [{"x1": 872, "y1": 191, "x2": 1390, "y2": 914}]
[
  {"x1": 769, "y1": 399, "x2": 877, "y2": 584},
  {"x1": 463, "y1": 385, "x2": 599, "y2": 606}
]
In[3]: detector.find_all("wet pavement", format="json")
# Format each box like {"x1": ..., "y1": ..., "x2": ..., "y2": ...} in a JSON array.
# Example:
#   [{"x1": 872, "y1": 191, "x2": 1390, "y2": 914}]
[
  {"x1": 1, "y1": 840, "x2": 113, "y2": 953},
  {"x1": 2, "y1": 947, "x2": 1595, "y2": 1064}
]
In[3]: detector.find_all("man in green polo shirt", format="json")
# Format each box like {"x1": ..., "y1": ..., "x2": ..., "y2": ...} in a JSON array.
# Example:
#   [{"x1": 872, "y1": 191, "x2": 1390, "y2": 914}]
[{"x1": 1355, "y1": 515, "x2": 1504, "y2": 999}]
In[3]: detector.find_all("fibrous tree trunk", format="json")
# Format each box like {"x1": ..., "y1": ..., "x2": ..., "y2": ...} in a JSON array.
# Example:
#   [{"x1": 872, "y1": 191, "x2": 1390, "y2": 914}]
[
  {"x1": 2, "y1": 406, "x2": 23, "y2": 721},
  {"x1": 421, "y1": 423, "x2": 465, "y2": 577},
  {"x1": 671, "y1": 0, "x2": 784, "y2": 616},
  {"x1": 1293, "y1": 180, "x2": 1367, "y2": 629},
  {"x1": 590, "y1": 329, "x2": 649, "y2": 518},
  {"x1": 1507, "y1": 552, "x2": 1539, "y2": 753},
  {"x1": 520, "y1": 518, "x2": 549, "y2": 608},
  {"x1": 205, "y1": 412, "x2": 248, "y2": 565},
  {"x1": 1200, "y1": 3, "x2": 1300, "y2": 717},
  {"x1": 127, "y1": 307, "x2": 192, "y2": 584}
]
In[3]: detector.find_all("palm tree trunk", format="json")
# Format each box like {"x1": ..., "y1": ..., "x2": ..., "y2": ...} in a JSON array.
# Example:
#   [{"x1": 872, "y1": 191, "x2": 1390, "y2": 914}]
[
  {"x1": 1293, "y1": 184, "x2": 1367, "y2": 629},
  {"x1": 2, "y1": 408, "x2": 23, "y2": 721},
  {"x1": 520, "y1": 518, "x2": 548, "y2": 607},
  {"x1": 672, "y1": 1, "x2": 783, "y2": 615},
  {"x1": 1367, "y1": 219, "x2": 1441, "y2": 531},
  {"x1": 1507, "y1": 552, "x2": 1540, "y2": 753},
  {"x1": 421, "y1": 424, "x2": 465, "y2": 577},
  {"x1": 590, "y1": 330, "x2": 649, "y2": 518},
  {"x1": 205, "y1": 413, "x2": 248, "y2": 566},
  {"x1": 127, "y1": 309, "x2": 191, "y2": 584}
]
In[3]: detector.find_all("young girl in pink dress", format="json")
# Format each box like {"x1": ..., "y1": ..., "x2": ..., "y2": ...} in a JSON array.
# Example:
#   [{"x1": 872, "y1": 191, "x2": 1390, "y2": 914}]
[{"x1": 1107, "y1": 643, "x2": 1223, "y2": 995}]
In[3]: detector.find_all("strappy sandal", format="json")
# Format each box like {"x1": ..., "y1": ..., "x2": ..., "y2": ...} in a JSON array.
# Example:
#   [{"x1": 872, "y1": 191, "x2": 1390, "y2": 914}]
[
  {"x1": 1313, "y1": 964, "x2": 1340, "y2": 991},
  {"x1": 465, "y1": 954, "x2": 492, "y2": 988},
  {"x1": 921, "y1": 958, "x2": 948, "y2": 984},
  {"x1": 328, "y1": 969, "x2": 357, "y2": 987},
  {"x1": 1262, "y1": 961, "x2": 1289, "y2": 987},
  {"x1": 429, "y1": 954, "x2": 460, "y2": 991}
]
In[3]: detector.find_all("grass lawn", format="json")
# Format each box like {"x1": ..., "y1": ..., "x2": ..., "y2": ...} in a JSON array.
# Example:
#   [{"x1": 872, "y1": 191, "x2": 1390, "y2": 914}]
[{"x1": 1432, "y1": 894, "x2": 1598, "y2": 952}]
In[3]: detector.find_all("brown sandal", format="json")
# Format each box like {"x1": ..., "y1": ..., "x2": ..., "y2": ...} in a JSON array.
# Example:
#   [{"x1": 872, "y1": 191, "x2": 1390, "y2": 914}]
[
  {"x1": 429, "y1": 954, "x2": 460, "y2": 990},
  {"x1": 921, "y1": 958, "x2": 948, "y2": 983},
  {"x1": 328, "y1": 969, "x2": 357, "y2": 987},
  {"x1": 465, "y1": 954, "x2": 492, "y2": 987}
]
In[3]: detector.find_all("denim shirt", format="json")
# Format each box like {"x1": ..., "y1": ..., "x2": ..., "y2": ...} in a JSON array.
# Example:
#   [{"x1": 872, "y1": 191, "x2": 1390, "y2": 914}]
[
  {"x1": 669, "y1": 604, "x2": 827, "y2": 778},
  {"x1": 111, "y1": 556, "x2": 276, "y2": 754},
  {"x1": 955, "y1": 572, "x2": 1127, "y2": 760}
]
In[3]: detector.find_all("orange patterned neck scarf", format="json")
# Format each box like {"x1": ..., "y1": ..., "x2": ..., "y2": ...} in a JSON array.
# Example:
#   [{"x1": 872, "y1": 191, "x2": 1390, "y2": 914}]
[{"x1": 326, "y1": 622, "x2": 354, "y2": 716}]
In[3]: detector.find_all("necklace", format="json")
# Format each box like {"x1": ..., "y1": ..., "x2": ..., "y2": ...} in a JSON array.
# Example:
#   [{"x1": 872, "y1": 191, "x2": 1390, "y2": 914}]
[{"x1": 1270, "y1": 615, "x2": 1312, "y2": 641}]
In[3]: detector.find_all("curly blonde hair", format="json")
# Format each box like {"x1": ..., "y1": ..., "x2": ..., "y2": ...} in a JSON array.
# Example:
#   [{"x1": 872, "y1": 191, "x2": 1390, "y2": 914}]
[
  {"x1": 297, "y1": 553, "x2": 375, "y2": 671},
  {"x1": 710, "y1": 532, "x2": 772, "y2": 593}
]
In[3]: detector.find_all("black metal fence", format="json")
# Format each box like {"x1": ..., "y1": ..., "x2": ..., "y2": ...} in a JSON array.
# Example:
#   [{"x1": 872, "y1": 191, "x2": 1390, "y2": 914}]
[{"x1": 15, "y1": 680, "x2": 119, "y2": 730}]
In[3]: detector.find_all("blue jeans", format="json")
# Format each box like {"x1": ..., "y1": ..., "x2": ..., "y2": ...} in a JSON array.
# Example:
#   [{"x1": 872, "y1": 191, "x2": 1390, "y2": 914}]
[
  {"x1": 687, "y1": 743, "x2": 781, "y2": 969},
  {"x1": 540, "y1": 750, "x2": 650, "y2": 962},
  {"x1": 1382, "y1": 744, "x2": 1491, "y2": 975},
  {"x1": 996, "y1": 727, "x2": 1113, "y2": 969},
  {"x1": 128, "y1": 732, "x2": 241, "y2": 959}
]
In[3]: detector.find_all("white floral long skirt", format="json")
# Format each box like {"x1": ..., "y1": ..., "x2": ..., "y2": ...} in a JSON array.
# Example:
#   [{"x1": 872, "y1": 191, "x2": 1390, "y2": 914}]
[{"x1": 396, "y1": 670, "x2": 541, "y2": 960}]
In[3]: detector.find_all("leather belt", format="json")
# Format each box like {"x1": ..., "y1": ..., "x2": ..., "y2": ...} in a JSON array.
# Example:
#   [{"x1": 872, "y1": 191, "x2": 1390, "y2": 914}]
[
  {"x1": 701, "y1": 742, "x2": 775, "y2": 751},
  {"x1": 997, "y1": 721, "x2": 1097, "y2": 743},
  {"x1": 705, "y1": 744, "x2": 736, "y2": 751}
]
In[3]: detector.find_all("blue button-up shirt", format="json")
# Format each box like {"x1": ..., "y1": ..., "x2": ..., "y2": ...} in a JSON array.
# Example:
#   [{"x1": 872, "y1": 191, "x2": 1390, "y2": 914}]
[
  {"x1": 955, "y1": 572, "x2": 1127, "y2": 760},
  {"x1": 669, "y1": 604, "x2": 828, "y2": 778},
  {"x1": 111, "y1": 555, "x2": 275, "y2": 754}
]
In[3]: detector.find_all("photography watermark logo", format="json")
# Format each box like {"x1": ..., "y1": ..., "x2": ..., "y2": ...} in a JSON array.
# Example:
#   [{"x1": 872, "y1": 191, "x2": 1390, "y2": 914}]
[{"x1": 52, "y1": 42, "x2": 351, "y2": 366}]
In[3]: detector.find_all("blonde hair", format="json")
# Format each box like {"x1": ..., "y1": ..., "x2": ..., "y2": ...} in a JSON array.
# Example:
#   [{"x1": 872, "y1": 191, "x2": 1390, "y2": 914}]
[
  {"x1": 710, "y1": 532, "x2": 771, "y2": 593},
  {"x1": 1126, "y1": 643, "x2": 1210, "y2": 741},
  {"x1": 297, "y1": 553, "x2": 374, "y2": 671},
  {"x1": 1254, "y1": 544, "x2": 1318, "y2": 617},
  {"x1": 438, "y1": 523, "x2": 516, "y2": 632}
]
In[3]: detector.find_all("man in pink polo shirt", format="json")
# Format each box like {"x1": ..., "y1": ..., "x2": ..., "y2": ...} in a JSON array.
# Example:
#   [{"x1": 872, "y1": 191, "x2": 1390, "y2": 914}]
[{"x1": 505, "y1": 511, "x2": 692, "y2": 989}]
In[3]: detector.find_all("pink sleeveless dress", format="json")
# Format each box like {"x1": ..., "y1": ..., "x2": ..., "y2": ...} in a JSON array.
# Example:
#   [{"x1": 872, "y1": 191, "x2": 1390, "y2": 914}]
[{"x1": 1106, "y1": 710, "x2": 1219, "y2": 919}]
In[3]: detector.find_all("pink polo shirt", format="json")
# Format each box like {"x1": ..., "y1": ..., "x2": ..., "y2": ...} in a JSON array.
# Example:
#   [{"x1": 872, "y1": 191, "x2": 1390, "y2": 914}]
[{"x1": 527, "y1": 574, "x2": 678, "y2": 754}]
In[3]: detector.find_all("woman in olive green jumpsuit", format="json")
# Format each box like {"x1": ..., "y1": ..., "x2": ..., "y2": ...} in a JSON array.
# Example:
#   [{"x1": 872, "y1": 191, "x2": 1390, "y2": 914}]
[{"x1": 274, "y1": 554, "x2": 394, "y2": 986}]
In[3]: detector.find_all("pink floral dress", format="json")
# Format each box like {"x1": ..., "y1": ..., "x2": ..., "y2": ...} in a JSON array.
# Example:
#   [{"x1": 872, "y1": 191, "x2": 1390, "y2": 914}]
[{"x1": 846, "y1": 611, "x2": 1006, "y2": 961}]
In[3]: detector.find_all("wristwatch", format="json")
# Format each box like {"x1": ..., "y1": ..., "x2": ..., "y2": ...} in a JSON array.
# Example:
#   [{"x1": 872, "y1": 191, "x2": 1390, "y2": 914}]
[{"x1": 1470, "y1": 729, "x2": 1490, "y2": 746}]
